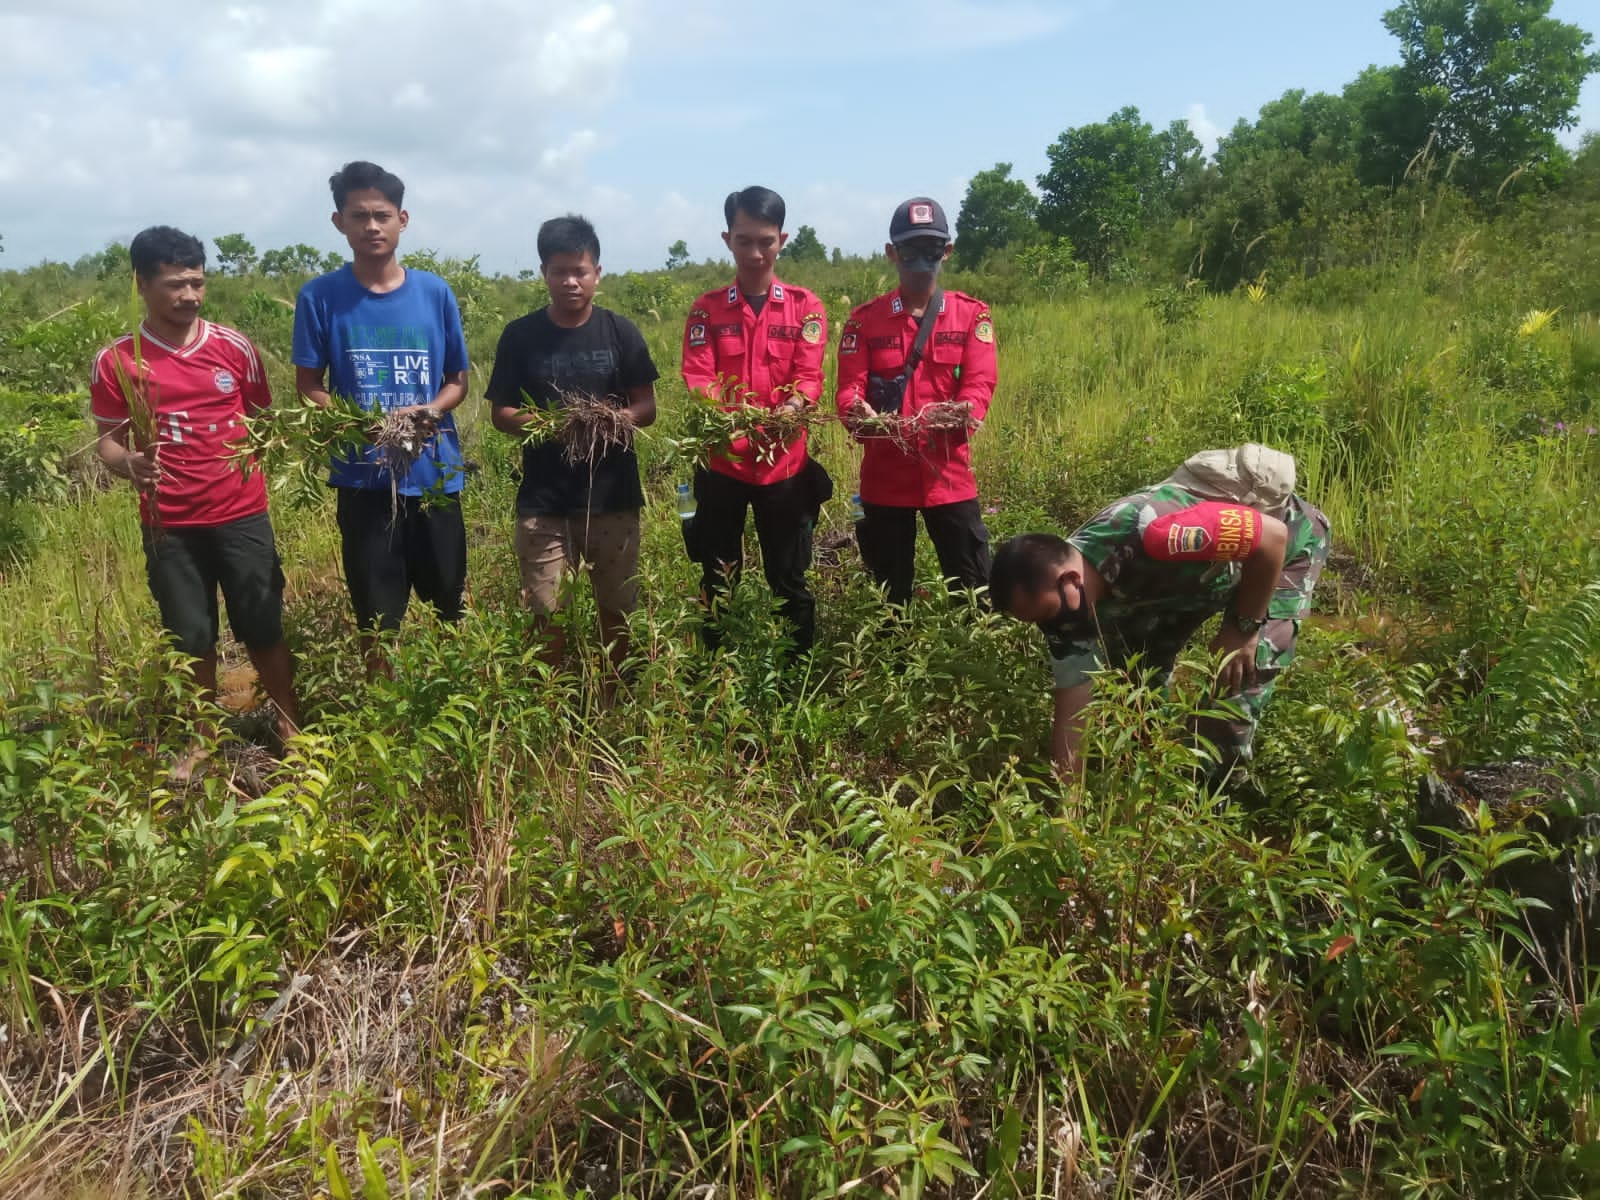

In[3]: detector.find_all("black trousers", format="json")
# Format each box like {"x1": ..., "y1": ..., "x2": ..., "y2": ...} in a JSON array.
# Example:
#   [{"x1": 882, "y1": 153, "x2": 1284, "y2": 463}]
[
  {"x1": 856, "y1": 498, "x2": 991, "y2": 606},
  {"x1": 335, "y1": 488, "x2": 467, "y2": 633},
  {"x1": 688, "y1": 466, "x2": 816, "y2": 651}
]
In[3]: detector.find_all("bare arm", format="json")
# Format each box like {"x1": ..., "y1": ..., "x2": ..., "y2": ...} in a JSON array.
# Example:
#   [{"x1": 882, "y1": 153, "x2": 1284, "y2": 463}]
[
  {"x1": 1210, "y1": 513, "x2": 1288, "y2": 693},
  {"x1": 491, "y1": 401, "x2": 540, "y2": 434},
  {"x1": 1051, "y1": 682, "x2": 1093, "y2": 781},
  {"x1": 427, "y1": 368, "x2": 468, "y2": 416},
  {"x1": 295, "y1": 365, "x2": 332, "y2": 408},
  {"x1": 625, "y1": 383, "x2": 657, "y2": 429},
  {"x1": 96, "y1": 423, "x2": 159, "y2": 493}
]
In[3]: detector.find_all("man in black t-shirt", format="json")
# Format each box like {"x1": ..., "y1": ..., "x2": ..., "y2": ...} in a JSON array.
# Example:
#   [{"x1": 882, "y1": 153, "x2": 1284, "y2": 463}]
[{"x1": 488, "y1": 215, "x2": 659, "y2": 676}]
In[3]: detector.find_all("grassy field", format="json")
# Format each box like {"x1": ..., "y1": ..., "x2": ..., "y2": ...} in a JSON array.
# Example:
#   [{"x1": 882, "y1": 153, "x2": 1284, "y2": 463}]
[{"x1": 1, "y1": 244, "x2": 1599, "y2": 1198}]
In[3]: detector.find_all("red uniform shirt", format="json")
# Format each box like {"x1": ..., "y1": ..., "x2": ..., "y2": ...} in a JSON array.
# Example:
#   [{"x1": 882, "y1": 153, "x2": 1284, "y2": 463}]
[
  {"x1": 90, "y1": 320, "x2": 272, "y2": 528},
  {"x1": 835, "y1": 289, "x2": 996, "y2": 507},
  {"x1": 681, "y1": 280, "x2": 826, "y2": 485}
]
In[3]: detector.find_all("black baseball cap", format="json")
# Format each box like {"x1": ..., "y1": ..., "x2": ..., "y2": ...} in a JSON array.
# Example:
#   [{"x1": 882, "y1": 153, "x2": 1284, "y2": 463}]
[{"x1": 889, "y1": 197, "x2": 950, "y2": 244}]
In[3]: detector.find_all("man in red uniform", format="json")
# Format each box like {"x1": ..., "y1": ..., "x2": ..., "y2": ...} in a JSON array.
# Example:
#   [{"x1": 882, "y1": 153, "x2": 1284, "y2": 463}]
[
  {"x1": 836, "y1": 197, "x2": 996, "y2": 606},
  {"x1": 91, "y1": 226, "x2": 300, "y2": 777},
  {"x1": 681, "y1": 186, "x2": 828, "y2": 652}
]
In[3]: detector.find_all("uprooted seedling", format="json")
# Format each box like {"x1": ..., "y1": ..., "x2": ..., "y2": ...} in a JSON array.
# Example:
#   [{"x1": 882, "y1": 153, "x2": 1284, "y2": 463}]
[{"x1": 519, "y1": 390, "x2": 636, "y2": 466}]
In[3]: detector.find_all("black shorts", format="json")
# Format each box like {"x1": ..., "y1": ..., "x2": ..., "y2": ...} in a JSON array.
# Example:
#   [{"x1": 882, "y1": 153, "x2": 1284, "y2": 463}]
[
  {"x1": 142, "y1": 512, "x2": 286, "y2": 657},
  {"x1": 335, "y1": 487, "x2": 467, "y2": 632}
]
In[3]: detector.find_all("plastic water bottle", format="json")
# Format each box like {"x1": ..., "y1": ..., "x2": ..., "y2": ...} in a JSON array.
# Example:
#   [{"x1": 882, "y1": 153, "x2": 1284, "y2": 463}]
[
  {"x1": 849, "y1": 493, "x2": 866, "y2": 522},
  {"x1": 676, "y1": 482, "x2": 696, "y2": 520}
]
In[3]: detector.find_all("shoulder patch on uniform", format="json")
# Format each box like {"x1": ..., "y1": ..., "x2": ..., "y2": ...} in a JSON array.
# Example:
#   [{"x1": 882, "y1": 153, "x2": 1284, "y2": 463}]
[
  {"x1": 974, "y1": 314, "x2": 994, "y2": 343},
  {"x1": 772, "y1": 282, "x2": 785, "y2": 301},
  {"x1": 727, "y1": 286, "x2": 739, "y2": 305},
  {"x1": 801, "y1": 314, "x2": 823, "y2": 344},
  {"x1": 688, "y1": 323, "x2": 707, "y2": 347},
  {"x1": 840, "y1": 331, "x2": 860, "y2": 354}
]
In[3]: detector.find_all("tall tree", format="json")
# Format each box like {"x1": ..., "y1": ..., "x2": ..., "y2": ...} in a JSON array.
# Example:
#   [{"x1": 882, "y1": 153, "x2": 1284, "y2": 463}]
[
  {"x1": 1213, "y1": 90, "x2": 1360, "y2": 171},
  {"x1": 954, "y1": 163, "x2": 1039, "y2": 267},
  {"x1": 1374, "y1": 0, "x2": 1599, "y2": 193},
  {"x1": 258, "y1": 244, "x2": 326, "y2": 278},
  {"x1": 664, "y1": 239, "x2": 690, "y2": 271},
  {"x1": 780, "y1": 225, "x2": 827, "y2": 263},
  {"x1": 213, "y1": 233, "x2": 258, "y2": 275},
  {"x1": 1037, "y1": 107, "x2": 1203, "y2": 275}
]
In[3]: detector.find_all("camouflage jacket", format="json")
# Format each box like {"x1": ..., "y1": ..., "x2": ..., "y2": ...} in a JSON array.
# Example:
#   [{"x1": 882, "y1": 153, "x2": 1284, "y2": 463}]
[{"x1": 1043, "y1": 484, "x2": 1330, "y2": 689}]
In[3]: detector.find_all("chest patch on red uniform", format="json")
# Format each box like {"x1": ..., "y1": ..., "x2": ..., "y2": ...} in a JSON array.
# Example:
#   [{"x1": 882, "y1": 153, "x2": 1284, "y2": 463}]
[
  {"x1": 1142, "y1": 503, "x2": 1261, "y2": 562},
  {"x1": 768, "y1": 325, "x2": 800, "y2": 341},
  {"x1": 213, "y1": 369, "x2": 237, "y2": 393},
  {"x1": 714, "y1": 323, "x2": 741, "y2": 338},
  {"x1": 934, "y1": 331, "x2": 967, "y2": 346},
  {"x1": 868, "y1": 335, "x2": 901, "y2": 350}
]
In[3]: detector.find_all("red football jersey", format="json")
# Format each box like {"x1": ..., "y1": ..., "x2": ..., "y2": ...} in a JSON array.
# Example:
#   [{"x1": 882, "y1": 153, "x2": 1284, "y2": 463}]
[
  {"x1": 834, "y1": 289, "x2": 996, "y2": 507},
  {"x1": 681, "y1": 280, "x2": 826, "y2": 485},
  {"x1": 90, "y1": 320, "x2": 272, "y2": 527}
]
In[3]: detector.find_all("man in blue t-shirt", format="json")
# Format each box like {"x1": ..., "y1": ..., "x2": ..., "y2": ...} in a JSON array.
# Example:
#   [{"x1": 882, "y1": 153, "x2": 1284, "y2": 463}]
[{"x1": 293, "y1": 160, "x2": 471, "y2": 678}]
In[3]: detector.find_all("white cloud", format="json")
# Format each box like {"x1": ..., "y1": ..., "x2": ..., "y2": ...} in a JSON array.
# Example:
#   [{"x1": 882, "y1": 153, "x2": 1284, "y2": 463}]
[
  {"x1": 541, "y1": 130, "x2": 602, "y2": 174},
  {"x1": 1186, "y1": 103, "x2": 1223, "y2": 157},
  {"x1": 0, "y1": 0, "x2": 1097, "y2": 274},
  {"x1": 0, "y1": 0, "x2": 635, "y2": 269}
]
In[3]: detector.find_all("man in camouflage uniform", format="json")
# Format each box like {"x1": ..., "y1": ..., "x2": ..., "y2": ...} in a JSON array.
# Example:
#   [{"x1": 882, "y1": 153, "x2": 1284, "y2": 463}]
[{"x1": 988, "y1": 472, "x2": 1330, "y2": 781}]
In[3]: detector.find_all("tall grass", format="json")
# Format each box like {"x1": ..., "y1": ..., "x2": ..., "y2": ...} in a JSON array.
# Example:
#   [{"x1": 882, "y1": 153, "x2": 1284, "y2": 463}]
[{"x1": 1, "y1": 260, "x2": 1598, "y2": 1197}]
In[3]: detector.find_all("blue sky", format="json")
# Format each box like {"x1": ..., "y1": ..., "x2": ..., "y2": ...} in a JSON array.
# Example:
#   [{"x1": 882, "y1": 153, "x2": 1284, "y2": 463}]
[{"x1": 1, "y1": 0, "x2": 1595, "y2": 275}]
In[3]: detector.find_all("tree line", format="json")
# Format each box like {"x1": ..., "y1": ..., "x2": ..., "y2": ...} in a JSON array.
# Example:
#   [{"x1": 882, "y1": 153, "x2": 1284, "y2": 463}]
[{"x1": 953, "y1": 0, "x2": 1598, "y2": 288}]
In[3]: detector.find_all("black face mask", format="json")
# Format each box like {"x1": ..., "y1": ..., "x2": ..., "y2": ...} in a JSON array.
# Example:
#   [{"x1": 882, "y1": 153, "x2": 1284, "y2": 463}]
[{"x1": 1040, "y1": 578, "x2": 1083, "y2": 635}]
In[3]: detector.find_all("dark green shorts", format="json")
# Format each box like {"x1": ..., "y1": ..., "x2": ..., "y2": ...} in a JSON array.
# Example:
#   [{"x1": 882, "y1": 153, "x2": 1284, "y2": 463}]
[{"x1": 142, "y1": 512, "x2": 286, "y2": 657}]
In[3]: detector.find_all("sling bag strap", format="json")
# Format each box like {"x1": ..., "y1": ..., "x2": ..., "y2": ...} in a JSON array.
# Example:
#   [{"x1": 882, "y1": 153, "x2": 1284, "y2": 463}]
[{"x1": 901, "y1": 286, "x2": 944, "y2": 378}]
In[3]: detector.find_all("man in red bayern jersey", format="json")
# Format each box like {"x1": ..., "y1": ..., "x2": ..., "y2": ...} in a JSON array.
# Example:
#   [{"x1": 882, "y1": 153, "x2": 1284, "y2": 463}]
[
  {"x1": 681, "y1": 186, "x2": 828, "y2": 654},
  {"x1": 92, "y1": 226, "x2": 300, "y2": 777}
]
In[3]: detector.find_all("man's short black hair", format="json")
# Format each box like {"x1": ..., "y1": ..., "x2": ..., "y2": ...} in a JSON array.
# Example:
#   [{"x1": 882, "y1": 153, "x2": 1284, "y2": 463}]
[
  {"x1": 538, "y1": 214, "x2": 601, "y2": 266},
  {"x1": 330, "y1": 161, "x2": 405, "y2": 210},
  {"x1": 989, "y1": 533, "x2": 1073, "y2": 613},
  {"x1": 129, "y1": 226, "x2": 206, "y2": 280},
  {"x1": 724, "y1": 186, "x2": 786, "y2": 230}
]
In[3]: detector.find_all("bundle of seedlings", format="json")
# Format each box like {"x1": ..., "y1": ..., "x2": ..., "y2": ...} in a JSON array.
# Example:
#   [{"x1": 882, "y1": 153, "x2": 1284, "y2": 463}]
[
  {"x1": 850, "y1": 409, "x2": 921, "y2": 452},
  {"x1": 519, "y1": 391, "x2": 635, "y2": 466},
  {"x1": 561, "y1": 394, "x2": 635, "y2": 466},
  {"x1": 369, "y1": 407, "x2": 432, "y2": 480},
  {"x1": 235, "y1": 392, "x2": 433, "y2": 511},
  {"x1": 665, "y1": 379, "x2": 823, "y2": 468},
  {"x1": 915, "y1": 399, "x2": 977, "y2": 433},
  {"x1": 106, "y1": 306, "x2": 162, "y2": 528}
]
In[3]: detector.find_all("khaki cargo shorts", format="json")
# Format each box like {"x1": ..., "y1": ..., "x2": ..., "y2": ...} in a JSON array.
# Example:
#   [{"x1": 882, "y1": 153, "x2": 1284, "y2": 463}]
[{"x1": 515, "y1": 510, "x2": 641, "y2": 615}]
